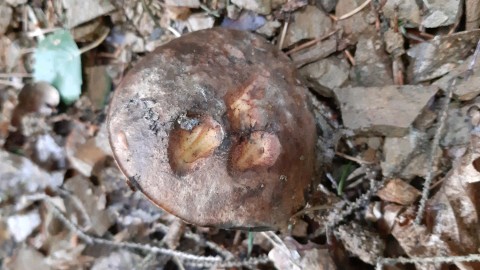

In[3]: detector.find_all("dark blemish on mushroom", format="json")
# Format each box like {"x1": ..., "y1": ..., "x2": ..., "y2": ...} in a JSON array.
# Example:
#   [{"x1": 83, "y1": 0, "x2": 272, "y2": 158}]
[{"x1": 127, "y1": 174, "x2": 142, "y2": 192}]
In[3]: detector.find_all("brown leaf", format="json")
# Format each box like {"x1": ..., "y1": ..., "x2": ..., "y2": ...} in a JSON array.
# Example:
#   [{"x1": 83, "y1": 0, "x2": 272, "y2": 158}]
[{"x1": 377, "y1": 178, "x2": 421, "y2": 205}]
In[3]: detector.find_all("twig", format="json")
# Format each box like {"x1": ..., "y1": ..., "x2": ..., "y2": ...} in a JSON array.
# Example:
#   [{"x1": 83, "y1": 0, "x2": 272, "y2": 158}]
[
  {"x1": 199, "y1": 3, "x2": 220, "y2": 17},
  {"x1": 278, "y1": 16, "x2": 289, "y2": 50},
  {"x1": 376, "y1": 254, "x2": 480, "y2": 270},
  {"x1": 166, "y1": 26, "x2": 181, "y2": 37},
  {"x1": 44, "y1": 198, "x2": 268, "y2": 268},
  {"x1": 0, "y1": 79, "x2": 23, "y2": 89},
  {"x1": 78, "y1": 28, "x2": 110, "y2": 54},
  {"x1": 336, "y1": 0, "x2": 372, "y2": 21},
  {"x1": 414, "y1": 78, "x2": 455, "y2": 225},
  {"x1": 344, "y1": 50, "x2": 356, "y2": 66},
  {"x1": 156, "y1": 222, "x2": 235, "y2": 260},
  {"x1": 26, "y1": 27, "x2": 62, "y2": 38},
  {"x1": 141, "y1": 0, "x2": 181, "y2": 37},
  {"x1": 335, "y1": 151, "x2": 374, "y2": 165},
  {"x1": 0, "y1": 73, "x2": 32, "y2": 78},
  {"x1": 290, "y1": 205, "x2": 335, "y2": 221},
  {"x1": 466, "y1": 39, "x2": 480, "y2": 80},
  {"x1": 26, "y1": 5, "x2": 45, "y2": 40},
  {"x1": 329, "y1": 178, "x2": 384, "y2": 228},
  {"x1": 285, "y1": 30, "x2": 338, "y2": 55}
]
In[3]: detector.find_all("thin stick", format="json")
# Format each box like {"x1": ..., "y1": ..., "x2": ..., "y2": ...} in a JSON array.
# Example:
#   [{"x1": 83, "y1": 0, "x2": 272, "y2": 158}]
[
  {"x1": 285, "y1": 30, "x2": 338, "y2": 55},
  {"x1": 78, "y1": 28, "x2": 110, "y2": 54},
  {"x1": 166, "y1": 26, "x2": 181, "y2": 37},
  {"x1": 335, "y1": 151, "x2": 374, "y2": 165},
  {"x1": 26, "y1": 5, "x2": 45, "y2": 41},
  {"x1": 0, "y1": 73, "x2": 33, "y2": 78},
  {"x1": 376, "y1": 254, "x2": 480, "y2": 270},
  {"x1": 344, "y1": 50, "x2": 356, "y2": 66},
  {"x1": 466, "y1": 40, "x2": 480, "y2": 80},
  {"x1": 337, "y1": 0, "x2": 372, "y2": 21},
  {"x1": 26, "y1": 27, "x2": 62, "y2": 38},
  {"x1": 414, "y1": 79, "x2": 455, "y2": 225},
  {"x1": 278, "y1": 17, "x2": 289, "y2": 50},
  {"x1": 44, "y1": 198, "x2": 269, "y2": 268}
]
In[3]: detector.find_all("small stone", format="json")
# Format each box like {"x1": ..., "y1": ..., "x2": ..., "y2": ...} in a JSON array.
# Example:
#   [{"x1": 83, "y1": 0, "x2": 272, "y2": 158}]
[
  {"x1": 407, "y1": 29, "x2": 480, "y2": 83},
  {"x1": 290, "y1": 38, "x2": 337, "y2": 67},
  {"x1": 7, "y1": 210, "x2": 41, "y2": 242},
  {"x1": 283, "y1": 5, "x2": 332, "y2": 48},
  {"x1": 336, "y1": 0, "x2": 371, "y2": 42},
  {"x1": 232, "y1": 0, "x2": 271, "y2": 14},
  {"x1": 63, "y1": 0, "x2": 116, "y2": 28},
  {"x1": 300, "y1": 56, "x2": 349, "y2": 97},
  {"x1": 433, "y1": 54, "x2": 480, "y2": 101},
  {"x1": 316, "y1": 0, "x2": 337, "y2": 12},
  {"x1": 367, "y1": 137, "x2": 382, "y2": 150},
  {"x1": 165, "y1": 0, "x2": 200, "y2": 8},
  {"x1": 422, "y1": 0, "x2": 461, "y2": 28},
  {"x1": 384, "y1": 29, "x2": 405, "y2": 57},
  {"x1": 352, "y1": 37, "x2": 393, "y2": 87},
  {"x1": 0, "y1": 3, "x2": 12, "y2": 35},
  {"x1": 334, "y1": 85, "x2": 439, "y2": 136},
  {"x1": 256, "y1": 20, "x2": 282, "y2": 37},
  {"x1": 441, "y1": 105, "x2": 472, "y2": 148},
  {"x1": 187, "y1": 13, "x2": 215, "y2": 31},
  {"x1": 381, "y1": 131, "x2": 442, "y2": 179},
  {"x1": 466, "y1": 0, "x2": 480, "y2": 30},
  {"x1": 6, "y1": 0, "x2": 27, "y2": 6},
  {"x1": 383, "y1": 0, "x2": 421, "y2": 26}
]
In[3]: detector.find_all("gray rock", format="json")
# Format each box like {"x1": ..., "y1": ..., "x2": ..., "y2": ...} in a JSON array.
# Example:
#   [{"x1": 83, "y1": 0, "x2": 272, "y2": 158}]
[
  {"x1": 0, "y1": 3, "x2": 12, "y2": 35},
  {"x1": 187, "y1": 13, "x2": 215, "y2": 31},
  {"x1": 383, "y1": 0, "x2": 421, "y2": 26},
  {"x1": 407, "y1": 30, "x2": 480, "y2": 83},
  {"x1": 352, "y1": 37, "x2": 393, "y2": 87},
  {"x1": 290, "y1": 38, "x2": 337, "y2": 67},
  {"x1": 256, "y1": 20, "x2": 282, "y2": 37},
  {"x1": 422, "y1": 0, "x2": 461, "y2": 28},
  {"x1": 317, "y1": 0, "x2": 337, "y2": 12},
  {"x1": 165, "y1": 0, "x2": 200, "y2": 7},
  {"x1": 433, "y1": 54, "x2": 480, "y2": 101},
  {"x1": 232, "y1": 0, "x2": 271, "y2": 14},
  {"x1": 381, "y1": 131, "x2": 441, "y2": 179},
  {"x1": 336, "y1": 0, "x2": 371, "y2": 42},
  {"x1": 63, "y1": 0, "x2": 116, "y2": 28},
  {"x1": 300, "y1": 56, "x2": 349, "y2": 97},
  {"x1": 334, "y1": 85, "x2": 439, "y2": 136},
  {"x1": 5, "y1": 0, "x2": 27, "y2": 6},
  {"x1": 441, "y1": 105, "x2": 472, "y2": 147},
  {"x1": 283, "y1": 5, "x2": 332, "y2": 48},
  {"x1": 384, "y1": 29, "x2": 405, "y2": 57},
  {"x1": 466, "y1": 0, "x2": 480, "y2": 30}
]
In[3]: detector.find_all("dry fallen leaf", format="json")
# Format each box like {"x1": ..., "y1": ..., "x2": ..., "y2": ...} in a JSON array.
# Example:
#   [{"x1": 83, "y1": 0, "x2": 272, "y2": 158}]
[{"x1": 377, "y1": 178, "x2": 421, "y2": 205}]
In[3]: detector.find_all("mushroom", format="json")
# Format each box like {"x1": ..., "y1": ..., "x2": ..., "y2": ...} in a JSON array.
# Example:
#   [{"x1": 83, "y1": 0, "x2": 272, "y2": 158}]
[
  {"x1": 11, "y1": 82, "x2": 60, "y2": 128},
  {"x1": 108, "y1": 28, "x2": 317, "y2": 230}
]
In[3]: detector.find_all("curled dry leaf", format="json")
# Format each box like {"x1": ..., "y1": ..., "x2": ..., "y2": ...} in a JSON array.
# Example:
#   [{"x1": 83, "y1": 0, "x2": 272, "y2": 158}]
[
  {"x1": 393, "y1": 106, "x2": 480, "y2": 270},
  {"x1": 377, "y1": 178, "x2": 421, "y2": 205}
]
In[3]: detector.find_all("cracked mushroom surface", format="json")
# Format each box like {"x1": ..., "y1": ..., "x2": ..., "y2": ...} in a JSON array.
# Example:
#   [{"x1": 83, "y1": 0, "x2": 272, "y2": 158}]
[{"x1": 108, "y1": 28, "x2": 316, "y2": 230}]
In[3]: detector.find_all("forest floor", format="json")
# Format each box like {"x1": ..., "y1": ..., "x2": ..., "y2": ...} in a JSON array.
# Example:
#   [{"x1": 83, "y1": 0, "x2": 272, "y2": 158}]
[{"x1": 1, "y1": 0, "x2": 480, "y2": 269}]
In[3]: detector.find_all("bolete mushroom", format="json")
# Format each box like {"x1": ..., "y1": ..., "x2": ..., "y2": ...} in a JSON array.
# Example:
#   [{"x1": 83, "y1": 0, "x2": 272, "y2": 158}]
[{"x1": 108, "y1": 28, "x2": 317, "y2": 230}]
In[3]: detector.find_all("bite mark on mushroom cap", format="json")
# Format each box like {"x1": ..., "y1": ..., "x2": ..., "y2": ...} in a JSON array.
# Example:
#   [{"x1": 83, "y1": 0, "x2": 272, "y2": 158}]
[
  {"x1": 231, "y1": 131, "x2": 281, "y2": 172},
  {"x1": 168, "y1": 115, "x2": 224, "y2": 175},
  {"x1": 108, "y1": 28, "x2": 317, "y2": 230}
]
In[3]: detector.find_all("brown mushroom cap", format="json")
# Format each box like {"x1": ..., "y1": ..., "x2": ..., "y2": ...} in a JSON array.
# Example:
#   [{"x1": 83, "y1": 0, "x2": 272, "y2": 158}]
[{"x1": 108, "y1": 28, "x2": 316, "y2": 230}]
